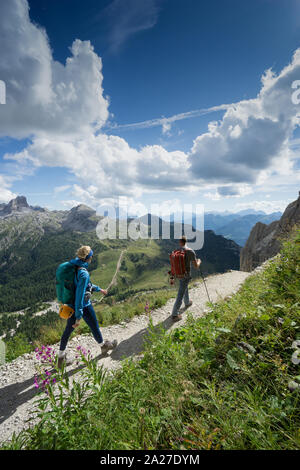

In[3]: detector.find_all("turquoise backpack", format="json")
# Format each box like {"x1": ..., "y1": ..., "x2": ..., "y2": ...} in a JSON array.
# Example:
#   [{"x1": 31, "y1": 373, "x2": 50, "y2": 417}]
[{"x1": 56, "y1": 262, "x2": 78, "y2": 305}]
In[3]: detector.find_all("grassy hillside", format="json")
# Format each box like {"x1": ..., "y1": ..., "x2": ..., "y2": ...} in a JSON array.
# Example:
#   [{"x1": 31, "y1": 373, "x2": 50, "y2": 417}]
[
  {"x1": 4, "y1": 228, "x2": 299, "y2": 450},
  {"x1": 91, "y1": 246, "x2": 123, "y2": 291}
]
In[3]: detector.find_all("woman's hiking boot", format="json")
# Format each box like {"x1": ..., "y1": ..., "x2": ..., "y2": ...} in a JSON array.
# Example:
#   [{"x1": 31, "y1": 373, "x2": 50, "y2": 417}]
[
  {"x1": 101, "y1": 339, "x2": 118, "y2": 355},
  {"x1": 57, "y1": 354, "x2": 73, "y2": 370}
]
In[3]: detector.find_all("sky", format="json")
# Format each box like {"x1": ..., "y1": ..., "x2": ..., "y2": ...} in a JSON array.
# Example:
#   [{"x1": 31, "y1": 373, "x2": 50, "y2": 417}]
[{"x1": 0, "y1": 0, "x2": 300, "y2": 216}]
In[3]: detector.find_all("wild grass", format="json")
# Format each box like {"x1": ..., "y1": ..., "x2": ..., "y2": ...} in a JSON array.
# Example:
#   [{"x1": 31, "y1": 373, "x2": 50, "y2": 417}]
[{"x1": 3, "y1": 229, "x2": 299, "y2": 450}]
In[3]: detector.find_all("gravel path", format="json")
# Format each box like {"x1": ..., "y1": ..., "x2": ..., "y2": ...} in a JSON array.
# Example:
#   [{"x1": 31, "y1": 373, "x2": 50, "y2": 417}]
[
  {"x1": 108, "y1": 249, "x2": 126, "y2": 289},
  {"x1": 0, "y1": 270, "x2": 250, "y2": 444}
]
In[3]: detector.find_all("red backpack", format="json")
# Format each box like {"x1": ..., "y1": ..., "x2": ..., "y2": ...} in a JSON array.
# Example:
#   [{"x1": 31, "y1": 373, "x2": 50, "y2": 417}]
[{"x1": 169, "y1": 250, "x2": 186, "y2": 279}]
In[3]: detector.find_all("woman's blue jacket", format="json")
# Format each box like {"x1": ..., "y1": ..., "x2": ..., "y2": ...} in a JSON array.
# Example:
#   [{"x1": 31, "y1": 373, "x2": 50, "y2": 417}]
[{"x1": 69, "y1": 257, "x2": 101, "y2": 320}]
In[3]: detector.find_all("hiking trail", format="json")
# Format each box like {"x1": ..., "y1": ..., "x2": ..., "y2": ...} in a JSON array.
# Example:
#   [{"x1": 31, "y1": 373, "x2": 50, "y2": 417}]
[
  {"x1": 106, "y1": 249, "x2": 126, "y2": 291},
  {"x1": 0, "y1": 269, "x2": 251, "y2": 444}
]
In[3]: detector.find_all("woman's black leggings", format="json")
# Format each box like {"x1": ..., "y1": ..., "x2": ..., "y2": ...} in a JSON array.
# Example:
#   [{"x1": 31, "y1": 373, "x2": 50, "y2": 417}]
[{"x1": 59, "y1": 303, "x2": 103, "y2": 351}]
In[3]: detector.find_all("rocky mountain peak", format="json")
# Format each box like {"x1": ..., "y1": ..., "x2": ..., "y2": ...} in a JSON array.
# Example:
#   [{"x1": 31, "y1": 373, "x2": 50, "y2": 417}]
[
  {"x1": 62, "y1": 204, "x2": 100, "y2": 232},
  {"x1": 11, "y1": 195, "x2": 29, "y2": 207},
  {"x1": 278, "y1": 191, "x2": 300, "y2": 231},
  {"x1": 69, "y1": 204, "x2": 96, "y2": 216},
  {"x1": 240, "y1": 192, "x2": 300, "y2": 271},
  {"x1": 0, "y1": 196, "x2": 31, "y2": 216}
]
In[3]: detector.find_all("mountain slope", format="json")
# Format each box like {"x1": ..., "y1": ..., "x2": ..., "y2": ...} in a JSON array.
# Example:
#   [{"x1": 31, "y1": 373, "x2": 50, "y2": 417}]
[{"x1": 240, "y1": 192, "x2": 300, "y2": 271}]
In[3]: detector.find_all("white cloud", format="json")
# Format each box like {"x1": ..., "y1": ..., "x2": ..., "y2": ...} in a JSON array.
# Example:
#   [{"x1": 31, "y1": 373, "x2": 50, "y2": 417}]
[
  {"x1": 60, "y1": 199, "x2": 84, "y2": 209},
  {"x1": 109, "y1": 103, "x2": 230, "y2": 134},
  {"x1": 189, "y1": 50, "x2": 300, "y2": 184},
  {"x1": 0, "y1": 0, "x2": 109, "y2": 139},
  {"x1": 4, "y1": 134, "x2": 191, "y2": 197},
  {"x1": 0, "y1": 175, "x2": 17, "y2": 203},
  {"x1": 234, "y1": 199, "x2": 290, "y2": 214},
  {"x1": 137, "y1": 145, "x2": 188, "y2": 190},
  {"x1": 54, "y1": 185, "x2": 72, "y2": 194},
  {"x1": 102, "y1": 0, "x2": 161, "y2": 53}
]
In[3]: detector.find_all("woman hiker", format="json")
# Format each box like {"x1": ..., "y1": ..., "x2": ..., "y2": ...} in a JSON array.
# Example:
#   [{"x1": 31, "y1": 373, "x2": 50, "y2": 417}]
[{"x1": 58, "y1": 245, "x2": 117, "y2": 368}]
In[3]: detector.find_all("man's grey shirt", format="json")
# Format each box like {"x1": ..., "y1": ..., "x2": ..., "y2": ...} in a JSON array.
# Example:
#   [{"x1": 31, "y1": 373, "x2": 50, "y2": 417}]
[{"x1": 181, "y1": 245, "x2": 196, "y2": 274}]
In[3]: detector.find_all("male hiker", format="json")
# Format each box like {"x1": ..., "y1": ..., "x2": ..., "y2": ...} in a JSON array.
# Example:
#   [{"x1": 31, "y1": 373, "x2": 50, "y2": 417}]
[
  {"x1": 56, "y1": 245, "x2": 117, "y2": 368},
  {"x1": 171, "y1": 236, "x2": 201, "y2": 321}
]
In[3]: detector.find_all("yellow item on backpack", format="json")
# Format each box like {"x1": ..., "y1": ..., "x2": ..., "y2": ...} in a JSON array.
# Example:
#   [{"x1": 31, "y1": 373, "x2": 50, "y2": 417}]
[{"x1": 59, "y1": 304, "x2": 75, "y2": 319}]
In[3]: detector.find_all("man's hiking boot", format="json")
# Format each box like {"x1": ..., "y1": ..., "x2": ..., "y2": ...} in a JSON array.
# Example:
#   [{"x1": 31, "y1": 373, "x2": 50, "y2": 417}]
[
  {"x1": 101, "y1": 339, "x2": 118, "y2": 355},
  {"x1": 57, "y1": 355, "x2": 73, "y2": 370},
  {"x1": 172, "y1": 314, "x2": 183, "y2": 322},
  {"x1": 185, "y1": 301, "x2": 193, "y2": 308}
]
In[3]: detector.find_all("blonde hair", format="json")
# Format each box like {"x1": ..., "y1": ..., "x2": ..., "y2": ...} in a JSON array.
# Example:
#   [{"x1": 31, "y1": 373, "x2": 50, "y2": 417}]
[{"x1": 76, "y1": 245, "x2": 92, "y2": 260}]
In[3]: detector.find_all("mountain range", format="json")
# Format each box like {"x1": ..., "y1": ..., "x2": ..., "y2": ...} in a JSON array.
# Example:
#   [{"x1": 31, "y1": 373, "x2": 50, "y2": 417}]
[
  {"x1": 0, "y1": 196, "x2": 240, "y2": 313},
  {"x1": 161, "y1": 210, "x2": 282, "y2": 246}
]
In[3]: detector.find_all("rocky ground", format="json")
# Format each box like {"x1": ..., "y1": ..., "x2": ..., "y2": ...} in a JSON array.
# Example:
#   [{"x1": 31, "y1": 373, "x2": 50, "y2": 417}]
[{"x1": 0, "y1": 269, "x2": 251, "y2": 445}]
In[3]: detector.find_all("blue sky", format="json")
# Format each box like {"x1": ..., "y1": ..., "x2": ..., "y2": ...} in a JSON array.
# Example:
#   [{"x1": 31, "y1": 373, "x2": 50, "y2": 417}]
[{"x1": 0, "y1": 0, "x2": 300, "y2": 215}]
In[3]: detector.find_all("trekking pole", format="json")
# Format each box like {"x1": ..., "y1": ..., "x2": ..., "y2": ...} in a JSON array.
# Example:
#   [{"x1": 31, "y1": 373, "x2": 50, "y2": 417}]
[
  {"x1": 200, "y1": 269, "x2": 212, "y2": 303},
  {"x1": 91, "y1": 272, "x2": 113, "y2": 306},
  {"x1": 93, "y1": 283, "x2": 114, "y2": 306},
  {"x1": 94, "y1": 250, "x2": 127, "y2": 305}
]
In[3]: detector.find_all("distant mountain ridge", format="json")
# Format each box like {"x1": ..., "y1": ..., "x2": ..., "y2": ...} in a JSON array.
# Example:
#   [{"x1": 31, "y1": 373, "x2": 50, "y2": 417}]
[
  {"x1": 159, "y1": 210, "x2": 282, "y2": 246},
  {"x1": 0, "y1": 196, "x2": 281, "y2": 247},
  {"x1": 212, "y1": 212, "x2": 282, "y2": 246}
]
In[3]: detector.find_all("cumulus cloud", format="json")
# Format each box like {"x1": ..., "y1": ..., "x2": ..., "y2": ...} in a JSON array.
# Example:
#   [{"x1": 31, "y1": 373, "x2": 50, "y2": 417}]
[
  {"x1": 136, "y1": 145, "x2": 188, "y2": 190},
  {"x1": 0, "y1": 0, "x2": 109, "y2": 139},
  {"x1": 4, "y1": 133, "x2": 191, "y2": 198},
  {"x1": 188, "y1": 51, "x2": 300, "y2": 184}
]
